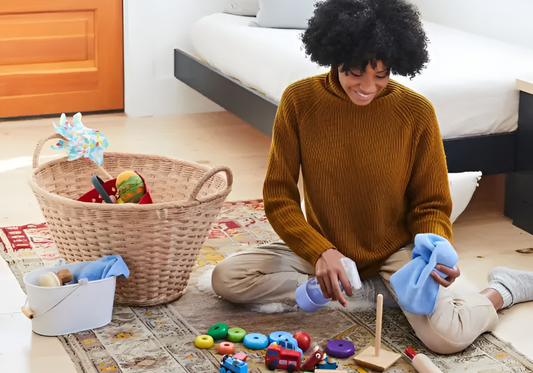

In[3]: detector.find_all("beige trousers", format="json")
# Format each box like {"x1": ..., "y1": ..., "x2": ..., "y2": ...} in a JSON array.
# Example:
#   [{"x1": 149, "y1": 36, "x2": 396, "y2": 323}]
[{"x1": 211, "y1": 241, "x2": 499, "y2": 354}]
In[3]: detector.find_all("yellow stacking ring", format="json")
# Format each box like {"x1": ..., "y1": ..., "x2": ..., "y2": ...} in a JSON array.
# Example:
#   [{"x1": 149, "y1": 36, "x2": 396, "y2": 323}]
[{"x1": 194, "y1": 335, "x2": 214, "y2": 349}]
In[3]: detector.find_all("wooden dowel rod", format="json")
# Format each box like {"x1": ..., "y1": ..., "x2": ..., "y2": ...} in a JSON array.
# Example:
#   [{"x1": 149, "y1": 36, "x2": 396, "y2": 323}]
[{"x1": 375, "y1": 293, "x2": 383, "y2": 357}]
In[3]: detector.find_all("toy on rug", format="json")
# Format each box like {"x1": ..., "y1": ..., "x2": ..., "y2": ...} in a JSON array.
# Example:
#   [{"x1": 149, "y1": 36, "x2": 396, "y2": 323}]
[
  {"x1": 301, "y1": 346, "x2": 326, "y2": 371},
  {"x1": 220, "y1": 353, "x2": 248, "y2": 373},
  {"x1": 116, "y1": 170, "x2": 146, "y2": 203},
  {"x1": 200, "y1": 323, "x2": 359, "y2": 372},
  {"x1": 265, "y1": 342, "x2": 301, "y2": 372},
  {"x1": 353, "y1": 294, "x2": 401, "y2": 371},
  {"x1": 38, "y1": 268, "x2": 73, "y2": 287},
  {"x1": 405, "y1": 347, "x2": 444, "y2": 373},
  {"x1": 194, "y1": 335, "x2": 215, "y2": 349}
]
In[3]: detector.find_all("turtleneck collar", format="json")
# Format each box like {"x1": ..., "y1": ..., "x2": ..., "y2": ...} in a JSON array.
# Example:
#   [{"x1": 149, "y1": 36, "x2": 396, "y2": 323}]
[{"x1": 324, "y1": 66, "x2": 399, "y2": 108}]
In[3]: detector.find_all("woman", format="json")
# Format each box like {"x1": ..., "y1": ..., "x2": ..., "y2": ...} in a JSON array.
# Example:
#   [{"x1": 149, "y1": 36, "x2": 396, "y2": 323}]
[{"x1": 212, "y1": 0, "x2": 533, "y2": 354}]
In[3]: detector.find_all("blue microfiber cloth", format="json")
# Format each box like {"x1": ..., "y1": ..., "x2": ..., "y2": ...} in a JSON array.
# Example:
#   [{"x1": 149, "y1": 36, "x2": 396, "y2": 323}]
[
  {"x1": 73, "y1": 255, "x2": 130, "y2": 282},
  {"x1": 390, "y1": 233, "x2": 458, "y2": 315}
]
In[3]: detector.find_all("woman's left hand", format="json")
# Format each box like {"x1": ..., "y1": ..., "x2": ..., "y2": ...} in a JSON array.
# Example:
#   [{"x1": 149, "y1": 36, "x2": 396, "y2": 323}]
[{"x1": 431, "y1": 264, "x2": 461, "y2": 287}]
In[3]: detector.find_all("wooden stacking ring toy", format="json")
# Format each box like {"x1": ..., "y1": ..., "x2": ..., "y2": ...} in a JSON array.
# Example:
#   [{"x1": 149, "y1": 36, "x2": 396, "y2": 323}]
[
  {"x1": 243, "y1": 333, "x2": 269, "y2": 350},
  {"x1": 194, "y1": 335, "x2": 214, "y2": 349},
  {"x1": 208, "y1": 322, "x2": 229, "y2": 340},
  {"x1": 227, "y1": 327, "x2": 247, "y2": 343},
  {"x1": 217, "y1": 342, "x2": 235, "y2": 355},
  {"x1": 326, "y1": 339, "x2": 355, "y2": 358}
]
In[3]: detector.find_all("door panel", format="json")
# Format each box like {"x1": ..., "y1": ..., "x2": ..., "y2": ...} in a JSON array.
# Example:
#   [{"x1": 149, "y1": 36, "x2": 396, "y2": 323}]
[{"x1": 0, "y1": 0, "x2": 123, "y2": 118}]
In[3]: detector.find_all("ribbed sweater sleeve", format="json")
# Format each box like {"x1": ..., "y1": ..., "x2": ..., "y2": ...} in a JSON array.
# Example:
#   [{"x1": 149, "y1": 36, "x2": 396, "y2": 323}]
[
  {"x1": 263, "y1": 87, "x2": 335, "y2": 265},
  {"x1": 406, "y1": 103, "x2": 453, "y2": 242}
]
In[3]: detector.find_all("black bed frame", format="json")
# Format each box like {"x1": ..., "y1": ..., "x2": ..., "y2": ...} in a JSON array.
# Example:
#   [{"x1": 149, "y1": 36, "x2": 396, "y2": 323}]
[{"x1": 174, "y1": 49, "x2": 533, "y2": 233}]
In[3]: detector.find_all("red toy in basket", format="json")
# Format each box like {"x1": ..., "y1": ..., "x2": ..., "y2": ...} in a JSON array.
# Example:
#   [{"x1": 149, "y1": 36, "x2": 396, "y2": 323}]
[{"x1": 78, "y1": 171, "x2": 153, "y2": 204}]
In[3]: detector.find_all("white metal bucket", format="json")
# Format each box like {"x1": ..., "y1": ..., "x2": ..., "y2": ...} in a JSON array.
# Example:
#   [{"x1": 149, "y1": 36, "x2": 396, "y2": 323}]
[{"x1": 23, "y1": 262, "x2": 116, "y2": 336}]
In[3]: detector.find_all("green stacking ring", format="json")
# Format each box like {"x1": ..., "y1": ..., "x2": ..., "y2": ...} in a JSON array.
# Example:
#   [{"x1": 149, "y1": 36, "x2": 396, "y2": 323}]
[
  {"x1": 207, "y1": 323, "x2": 229, "y2": 340},
  {"x1": 227, "y1": 327, "x2": 247, "y2": 343}
]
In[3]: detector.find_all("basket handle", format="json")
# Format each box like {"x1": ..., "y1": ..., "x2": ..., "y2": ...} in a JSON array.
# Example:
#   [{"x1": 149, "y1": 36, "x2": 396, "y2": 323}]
[
  {"x1": 33, "y1": 133, "x2": 113, "y2": 180},
  {"x1": 187, "y1": 166, "x2": 233, "y2": 202},
  {"x1": 33, "y1": 134, "x2": 65, "y2": 169}
]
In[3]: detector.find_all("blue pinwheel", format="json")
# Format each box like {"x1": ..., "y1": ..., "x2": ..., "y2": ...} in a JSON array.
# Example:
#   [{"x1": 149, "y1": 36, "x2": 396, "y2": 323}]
[{"x1": 51, "y1": 113, "x2": 109, "y2": 165}]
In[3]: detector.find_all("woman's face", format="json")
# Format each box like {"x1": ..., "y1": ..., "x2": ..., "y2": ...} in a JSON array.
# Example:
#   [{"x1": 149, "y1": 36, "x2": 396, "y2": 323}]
[{"x1": 338, "y1": 62, "x2": 390, "y2": 106}]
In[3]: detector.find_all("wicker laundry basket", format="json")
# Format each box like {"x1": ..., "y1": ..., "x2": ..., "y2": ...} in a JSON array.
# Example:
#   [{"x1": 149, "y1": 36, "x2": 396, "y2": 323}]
[{"x1": 28, "y1": 134, "x2": 233, "y2": 306}]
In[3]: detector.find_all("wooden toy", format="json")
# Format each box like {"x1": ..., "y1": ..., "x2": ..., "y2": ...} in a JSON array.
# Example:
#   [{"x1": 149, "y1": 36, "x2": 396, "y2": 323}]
[
  {"x1": 326, "y1": 339, "x2": 355, "y2": 358},
  {"x1": 269, "y1": 331, "x2": 293, "y2": 344},
  {"x1": 243, "y1": 333, "x2": 269, "y2": 350},
  {"x1": 293, "y1": 331, "x2": 311, "y2": 352},
  {"x1": 265, "y1": 342, "x2": 301, "y2": 372},
  {"x1": 405, "y1": 347, "x2": 444, "y2": 373},
  {"x1": 208, "y1": 322, "x2": 229, "y2": 340},
  {"x1": 227, "y1": 327, "x2": 247, "y2": 343},
  {"x1": 220, "y1": 354, "x2": 248, "y2": 373},
  {"x1": 38, "y1": 269, "x2": 72, "y2": 287},
  {"x1": 194, "y1": 335, "x2": 214, "y2": 349},
  {"x1": 315, "y1": 356, "x2": 337, "y2": 369},
  {"x1": 301, "y1": 346, "x2": 326, "y2": 371},
  {"x1": 353, "y1": 294, "x2": 401, "y2": 371},
  {"x1": 217, "y1": 342, "x2": 235, "y2": 355}
]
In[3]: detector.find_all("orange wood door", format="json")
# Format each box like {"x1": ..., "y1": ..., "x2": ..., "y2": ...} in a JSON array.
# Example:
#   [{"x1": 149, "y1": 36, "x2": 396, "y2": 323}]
[{"x1": 0, "y1": 0, "x2": 123, "y2": 118}]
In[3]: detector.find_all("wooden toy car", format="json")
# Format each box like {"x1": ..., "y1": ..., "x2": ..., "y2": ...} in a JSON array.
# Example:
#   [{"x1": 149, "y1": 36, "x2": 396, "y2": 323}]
[
  {"x1": 220, "y1": 354, "x2": 248, "y2": 373},
  {"x1": 265, "y1": 342, "x2": 301, "y2": 372}
]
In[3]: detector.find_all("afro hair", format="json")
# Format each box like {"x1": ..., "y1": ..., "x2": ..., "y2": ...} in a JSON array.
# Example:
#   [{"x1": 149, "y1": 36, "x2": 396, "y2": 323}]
[{"x1": 302, "y1": 0, "x2": 430, "y2": 78}]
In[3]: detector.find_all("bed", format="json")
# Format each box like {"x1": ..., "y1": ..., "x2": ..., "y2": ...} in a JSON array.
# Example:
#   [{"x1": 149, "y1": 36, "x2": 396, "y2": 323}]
[{"x1": 174, "y1": 13, "x2": 533, "y2": 233}]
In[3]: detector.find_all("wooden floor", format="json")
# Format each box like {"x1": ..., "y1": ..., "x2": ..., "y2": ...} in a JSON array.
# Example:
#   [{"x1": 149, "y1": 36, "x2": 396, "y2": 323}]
[{"x1": 1, "y1": 112, "x2": 533, "y2": 372}]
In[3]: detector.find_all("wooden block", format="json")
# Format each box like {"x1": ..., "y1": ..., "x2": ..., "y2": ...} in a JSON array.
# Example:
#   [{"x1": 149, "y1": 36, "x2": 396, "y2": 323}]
[{"x1": 353, "y1": 346, "x2": 401, "y2": 372}]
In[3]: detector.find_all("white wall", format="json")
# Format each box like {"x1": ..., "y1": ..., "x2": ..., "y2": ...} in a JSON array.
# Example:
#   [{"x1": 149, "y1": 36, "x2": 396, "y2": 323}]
[
  {"x1": 411, "y1": 0, "x2": 533, "y2": 50},
  {"x1": 123, "y1": 1, "x2": 226, "y2": 117}
]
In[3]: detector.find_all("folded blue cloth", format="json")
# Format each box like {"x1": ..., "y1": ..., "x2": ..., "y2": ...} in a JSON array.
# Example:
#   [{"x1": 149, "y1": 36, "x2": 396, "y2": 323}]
[
  {"x1": 390, "y1": 233, "x2": 458, "y2": 315},
  {"x1": 74, "y1": 255, "x2": 130, "y2": 282}
]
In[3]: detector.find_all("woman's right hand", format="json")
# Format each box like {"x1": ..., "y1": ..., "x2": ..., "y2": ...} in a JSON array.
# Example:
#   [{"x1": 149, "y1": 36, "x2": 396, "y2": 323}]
[{"x1": 315, "y1": 249, "x2": 353, "y2": 307}]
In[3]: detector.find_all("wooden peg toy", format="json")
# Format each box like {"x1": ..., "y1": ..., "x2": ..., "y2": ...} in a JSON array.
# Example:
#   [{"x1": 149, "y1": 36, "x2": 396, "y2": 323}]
[
  {"x1": 38, "y1": 268, "x2": 73, "y2": 287},
  {"x1": 353, "y1": 293, "x2": 401, "y2": 371}
]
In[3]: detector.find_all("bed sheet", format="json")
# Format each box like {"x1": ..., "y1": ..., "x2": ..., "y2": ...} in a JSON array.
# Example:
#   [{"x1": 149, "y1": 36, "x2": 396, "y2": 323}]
[{"x1": 191, "y1": 13, "x2": 533, "y2": 139}]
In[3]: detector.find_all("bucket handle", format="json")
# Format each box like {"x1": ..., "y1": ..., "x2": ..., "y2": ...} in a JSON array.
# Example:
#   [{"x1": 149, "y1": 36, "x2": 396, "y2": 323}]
[
  {"x1": 187, "y1": 166, "x2": 233, "y2": 202},
  {"x1": 20, "y1": 279, "x2": 88, "y2": 319},
  {"x1": 33, "y1": 133, "x2": 113, "y2": 180}
]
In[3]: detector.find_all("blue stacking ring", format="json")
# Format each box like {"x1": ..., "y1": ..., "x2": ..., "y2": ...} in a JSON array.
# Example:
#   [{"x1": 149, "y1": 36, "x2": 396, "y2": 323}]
[
  {"x1": 243, "y1": 333, "x2": 269, "y2": 350},
  {"x1": 268, "y1": 331, "x2": 293, "y2": 344}
]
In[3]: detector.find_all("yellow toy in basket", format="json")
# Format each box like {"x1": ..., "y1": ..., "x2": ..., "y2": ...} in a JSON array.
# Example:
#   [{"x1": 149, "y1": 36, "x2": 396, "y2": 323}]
[{"x1": 116, "y1": 171, "x2": 146, "y2": 203}]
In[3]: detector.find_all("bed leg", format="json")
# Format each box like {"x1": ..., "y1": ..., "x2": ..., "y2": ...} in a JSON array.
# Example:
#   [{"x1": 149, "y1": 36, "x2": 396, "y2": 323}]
[{"x1": 504, "y1": 90, "x2": 533, "y2": 234}]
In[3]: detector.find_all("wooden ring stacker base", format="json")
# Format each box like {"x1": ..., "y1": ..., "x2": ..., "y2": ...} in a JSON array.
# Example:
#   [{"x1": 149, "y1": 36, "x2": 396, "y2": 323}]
[{"x1": 353, "y1": 294, "x2": 401, "y2": 371}]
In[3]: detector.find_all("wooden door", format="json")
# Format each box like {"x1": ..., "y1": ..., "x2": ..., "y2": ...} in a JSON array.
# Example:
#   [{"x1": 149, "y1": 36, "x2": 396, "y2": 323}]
[{"x1": 0, "y1": 0, "x2": 123, "y2": 118}]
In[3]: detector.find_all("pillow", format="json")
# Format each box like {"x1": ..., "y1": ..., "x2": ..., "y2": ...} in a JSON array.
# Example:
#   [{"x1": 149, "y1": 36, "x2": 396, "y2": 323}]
[
  {"x1": 225, "y1": 0, "x2": 259, "y2": 16},
  {"x1": 448, "y1": 171, "x2": 482, "y2": 223},
  {"x1": 300, "y1": 171, "x2": 482, "y2": 224},
  {"x1": 255, "y1": 0, "x2": 317, "y2": 29}
]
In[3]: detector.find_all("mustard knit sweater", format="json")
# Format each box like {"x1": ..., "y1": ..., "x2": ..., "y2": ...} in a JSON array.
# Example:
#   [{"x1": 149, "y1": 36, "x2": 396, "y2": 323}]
[{"x1": 263, "y1": 68, "x2": 453, "y2": 280}]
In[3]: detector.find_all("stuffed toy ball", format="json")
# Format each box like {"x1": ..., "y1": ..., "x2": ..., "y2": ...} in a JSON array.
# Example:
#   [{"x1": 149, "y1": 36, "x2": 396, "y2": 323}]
[{"x1": 116, "y1": 171, "x2": 146, "y2": 203}]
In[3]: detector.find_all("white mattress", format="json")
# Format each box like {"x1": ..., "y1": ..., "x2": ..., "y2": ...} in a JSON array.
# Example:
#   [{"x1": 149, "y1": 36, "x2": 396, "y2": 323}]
[{"x1": 191, "y1": 13, "x2": 533, "y2": 139}]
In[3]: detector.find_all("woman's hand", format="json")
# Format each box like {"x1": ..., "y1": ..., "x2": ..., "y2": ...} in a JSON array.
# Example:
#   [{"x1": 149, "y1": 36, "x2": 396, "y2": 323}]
[
  {"x1": 315, "y1": 249, "x2": 353, "y2": 307},
  {"x1": 431, "y1": 264, "x2": 461, "y2": 287}
]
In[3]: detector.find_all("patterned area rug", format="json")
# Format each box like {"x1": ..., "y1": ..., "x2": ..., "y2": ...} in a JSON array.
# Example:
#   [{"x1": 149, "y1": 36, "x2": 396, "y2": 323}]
[{"x1": 2, "y1": 200, "x2": 533, "y2": 373}]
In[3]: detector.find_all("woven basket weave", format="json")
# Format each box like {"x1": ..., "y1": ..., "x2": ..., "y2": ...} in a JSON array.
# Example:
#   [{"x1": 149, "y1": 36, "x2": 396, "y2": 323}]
[{"x1": 28, "y1": 134, "x2": 233, "y2": 306}]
